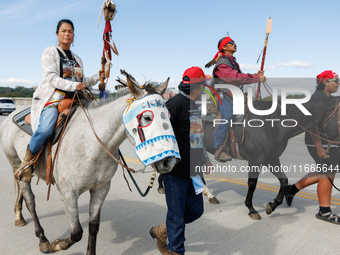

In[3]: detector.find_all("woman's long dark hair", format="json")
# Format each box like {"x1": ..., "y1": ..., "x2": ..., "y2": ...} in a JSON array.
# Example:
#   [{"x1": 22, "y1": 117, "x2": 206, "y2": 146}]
[{"x1": 56, "y1": 19, "x2": 74, "y2": 33}]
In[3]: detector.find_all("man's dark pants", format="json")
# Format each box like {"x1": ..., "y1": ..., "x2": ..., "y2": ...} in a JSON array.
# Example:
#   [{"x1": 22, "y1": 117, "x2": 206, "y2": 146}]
[{"x1": 163, "y1": 174, "x2": 204, "y2": 254}]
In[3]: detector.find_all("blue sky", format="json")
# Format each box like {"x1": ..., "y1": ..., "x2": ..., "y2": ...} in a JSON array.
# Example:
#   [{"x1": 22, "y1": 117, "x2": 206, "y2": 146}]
[{"x1": 0, "y1": 0, "x2": 339, "y2": 92}]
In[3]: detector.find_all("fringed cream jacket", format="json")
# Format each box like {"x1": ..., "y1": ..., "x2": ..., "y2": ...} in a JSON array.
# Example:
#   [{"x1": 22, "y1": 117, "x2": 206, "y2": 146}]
[{"x1": 31, "y1": 46, "x2": 100, "y2": 132}]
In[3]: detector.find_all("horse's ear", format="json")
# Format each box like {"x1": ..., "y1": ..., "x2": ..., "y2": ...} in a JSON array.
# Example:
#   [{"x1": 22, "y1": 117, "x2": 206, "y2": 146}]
[
  {"x1": 126, "y1": 75, "x2": 143, "y2": 97},
  {"x1": 156, "y1": 77, "x2": 170, "y2": 95}
]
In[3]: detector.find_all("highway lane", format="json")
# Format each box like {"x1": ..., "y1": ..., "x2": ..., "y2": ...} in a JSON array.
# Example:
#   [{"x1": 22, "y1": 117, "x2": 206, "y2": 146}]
[{"x1": 1, "y1": 114, "x2": 340, "y2": 255}]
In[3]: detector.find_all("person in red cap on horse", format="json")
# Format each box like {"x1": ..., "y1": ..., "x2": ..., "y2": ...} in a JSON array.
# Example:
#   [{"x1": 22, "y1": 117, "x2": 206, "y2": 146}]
[
  {"x1": 205, "y1": 36, "x2": 266, "y2": 162},
  {"x1": 286, "y1": 70, "x2": 340, "y2": 224},
  {"x1": 150, "y1": 66, "x2": 212, "y2": 255}
]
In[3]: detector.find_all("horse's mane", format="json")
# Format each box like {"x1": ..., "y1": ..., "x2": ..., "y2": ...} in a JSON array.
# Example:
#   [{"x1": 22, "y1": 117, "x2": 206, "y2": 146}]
[
  {"x1": 85, "y1": 88, "x2": 131, "y2": 109},
  {"x1": 84, "y1": 82, "x2": 158, "y2": 109},
  {"x1": 247, "y1": 97, "x2": 339, "y2": 121}
]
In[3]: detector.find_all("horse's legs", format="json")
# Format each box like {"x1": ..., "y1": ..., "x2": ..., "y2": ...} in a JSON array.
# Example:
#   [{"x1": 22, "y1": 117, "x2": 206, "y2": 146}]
[
  {"x1": 245, "y1": 168, "x2": 261, "y2": 219},
  {"x1": 266, "y1": 158, "x2": 288, "y2": 215},
  {"x1": 14, "y1": 180, "x2": 27, "y2": 226},
  {"x1": 19, "y1": 181, "x2": 50, "y2": 253},
  {"x1": 157, "y1": 173, "x2": 165, "y2": 194},
  {"x1": 202, "y1": 177, "x2": 219, "y2": 204},
  {"x1": 49, "y1": 191, "x2": 83, "y2": 253},
  {"x1": 86, "y1": 182, "x2": 111, "y2": 255}
]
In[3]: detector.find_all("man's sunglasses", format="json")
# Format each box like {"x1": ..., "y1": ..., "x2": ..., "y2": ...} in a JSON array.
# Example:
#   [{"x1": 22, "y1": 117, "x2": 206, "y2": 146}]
[
  {"x1": 327, "y1": 78, "x2": 340, "y2": 83},
  {"x1": 227, "y1": 41, "x2": 235, "y2": 45}
]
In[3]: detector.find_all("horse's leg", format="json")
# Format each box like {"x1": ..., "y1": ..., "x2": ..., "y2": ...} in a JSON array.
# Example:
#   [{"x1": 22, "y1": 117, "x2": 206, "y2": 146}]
[
  {"x1": 14, "y1": 180, "x2": 27, "y2": 226},
  {"x1": 8, "y1": 154, "x2": 27, "y2": 226},
  {"x1": 245, "y1": 168, "x2": 262, "y2": 220},
  {"x1": 19, "y1": 181, "x2": 50, "y2": 253},
  {"x1": 266, "y1": 158, "x2": 288, "y2": 215},
  {"x1": 202, "y1": 177, "x2": 219, "y2": 204},
  {"x1": 157, "y1": 173, "x2": 165, "y2": 194},
  {"x1": 49, "y1": 191, "x2": 83, "y2": 253},
  {"x1": 86, "y1": 182, "x2": 111, "y2": 255}
]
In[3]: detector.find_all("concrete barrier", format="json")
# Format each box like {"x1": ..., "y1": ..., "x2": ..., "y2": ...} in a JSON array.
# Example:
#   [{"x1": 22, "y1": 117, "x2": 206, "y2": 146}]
[{"x1": 12, "y1": 97, "x2": 32, "y2": 107}]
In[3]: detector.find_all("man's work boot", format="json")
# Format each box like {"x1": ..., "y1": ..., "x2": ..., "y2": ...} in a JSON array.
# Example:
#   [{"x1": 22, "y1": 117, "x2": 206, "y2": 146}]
[
  {"x1": 169, "y1": 251, "x2": 183, "y2": 255},
  {"x1": 14, "y1": 146, "x2": 35, "y2": 183},
  {"x1": 149, "y1": 222, "x2": 169, "y2": 255},
  {"x1": 214, "y1": 145, "x2": 232, "y2": 162}
]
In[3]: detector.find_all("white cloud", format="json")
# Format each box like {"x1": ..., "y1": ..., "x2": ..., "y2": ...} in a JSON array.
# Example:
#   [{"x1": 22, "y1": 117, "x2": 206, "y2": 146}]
[
  {"x1": 276, "y1": 60, "x2": 312, "y2": 68},
  {"x1": 0, "y1": 78, "x2": 39, "y2": 88}
]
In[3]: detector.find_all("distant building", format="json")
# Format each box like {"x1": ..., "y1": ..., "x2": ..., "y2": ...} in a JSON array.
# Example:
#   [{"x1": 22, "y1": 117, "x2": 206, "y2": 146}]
[{"x1": 163, "y1": 87, "x2": 178, "y2": 100}]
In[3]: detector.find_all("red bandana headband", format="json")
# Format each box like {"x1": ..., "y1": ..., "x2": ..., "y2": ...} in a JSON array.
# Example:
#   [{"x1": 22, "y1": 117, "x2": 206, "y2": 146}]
[
  {"x1": 316, "y1": 70, "x2": 338, "y2": 84},
  {"x1": 213, "y1": 36, "x2": 233, "y2": 60}
]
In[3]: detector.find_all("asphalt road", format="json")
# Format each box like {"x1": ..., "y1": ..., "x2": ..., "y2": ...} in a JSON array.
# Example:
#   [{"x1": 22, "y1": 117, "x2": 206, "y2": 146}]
[{"x1": 1, "y1": 113, "x2": 340, "y2": 255}]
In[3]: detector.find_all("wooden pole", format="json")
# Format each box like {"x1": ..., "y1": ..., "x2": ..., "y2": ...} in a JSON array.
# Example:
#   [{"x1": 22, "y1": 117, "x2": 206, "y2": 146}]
[{"x1": 255, "y1": 18, "x2": 272, "y2": 101}]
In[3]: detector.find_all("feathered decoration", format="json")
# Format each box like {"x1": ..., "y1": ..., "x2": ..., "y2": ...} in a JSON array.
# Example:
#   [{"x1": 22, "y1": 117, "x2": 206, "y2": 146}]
[
  {"x1": 97, "y1": 0, "x2": 116, "y2": 27},
  {"x1": 98, "y1": 0, "x2": 118, "y2": 98},
  {"x1": 115, "y1": 70, "x2": 156, "y2": 93},
  {"x1": 120, "y1": 69, "x2": 138, "y2": 84},
  {"x1": 115, "y1": 77, "x2": 128, "y2": 88},
  {"x1": 205, "y1": 54, "x2": 222, "y2": 68}
]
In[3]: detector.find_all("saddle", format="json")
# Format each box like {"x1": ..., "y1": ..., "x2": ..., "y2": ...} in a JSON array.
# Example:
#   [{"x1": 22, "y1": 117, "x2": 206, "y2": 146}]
[
  {"x1": 13, "y1": 99, "x2": 78, "y2": 144},
  {"x1": 13, "y1": 99, "x2": 79, "y2": 184},
  {"x1": 206, "y1": 93, "x2": 245, "y2": 160}
]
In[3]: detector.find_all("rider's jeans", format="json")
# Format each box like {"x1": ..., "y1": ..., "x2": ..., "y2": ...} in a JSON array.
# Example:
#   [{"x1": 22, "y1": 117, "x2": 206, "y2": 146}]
[
  {"x1": 213, "y1": 96, "x2": 233, "y2": 149},
  {"x1": 163, "y1": 174, "x2": 204, "y2": 254},
  {"x1": 29, "y1": 107, "x2": 58, "y2": 154}
]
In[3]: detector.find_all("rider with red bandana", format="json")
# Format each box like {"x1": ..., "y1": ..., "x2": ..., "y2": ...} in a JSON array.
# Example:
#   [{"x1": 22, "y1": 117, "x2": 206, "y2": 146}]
[{"x1": 205, "y1": 36, "x2": 266, "y2": 162}]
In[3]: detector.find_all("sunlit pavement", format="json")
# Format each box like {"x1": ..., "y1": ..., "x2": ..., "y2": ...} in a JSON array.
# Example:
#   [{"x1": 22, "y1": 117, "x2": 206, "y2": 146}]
[{"x1": 1, "y1": 114, "x2": 340, "y2": 255}]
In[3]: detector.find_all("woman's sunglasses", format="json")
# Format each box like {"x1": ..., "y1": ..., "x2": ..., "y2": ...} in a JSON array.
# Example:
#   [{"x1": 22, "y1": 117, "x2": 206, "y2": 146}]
[{"x1": 327, "y1": 78, "x2": 340, "y2": 83}]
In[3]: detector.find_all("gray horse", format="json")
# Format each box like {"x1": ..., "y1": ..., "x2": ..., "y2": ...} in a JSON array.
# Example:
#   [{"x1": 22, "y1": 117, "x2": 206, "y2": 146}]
[{"x1": 0, "y1": 72, "x2": 178, "y2": 255}]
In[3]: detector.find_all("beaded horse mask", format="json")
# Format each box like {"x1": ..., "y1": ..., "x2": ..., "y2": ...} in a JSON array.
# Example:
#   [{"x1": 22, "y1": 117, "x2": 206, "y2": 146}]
[{"x1": 123, "y1": 94, "x2": 180, "y2": 166}]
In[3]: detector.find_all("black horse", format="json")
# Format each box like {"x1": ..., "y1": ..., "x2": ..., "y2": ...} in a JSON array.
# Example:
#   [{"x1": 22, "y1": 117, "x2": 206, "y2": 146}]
[{"x1": 204, "y1": 97, "x2": 340, "y2": 219}]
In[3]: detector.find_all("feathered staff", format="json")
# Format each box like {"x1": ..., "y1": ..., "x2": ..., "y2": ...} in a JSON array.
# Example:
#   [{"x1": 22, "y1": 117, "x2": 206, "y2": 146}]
[
  {"x1": 97, "y1": 0, "x2": 119, "y2": 98},
  {"x1": 255, "y1": 18, "x2": 272, "y2": 101}
]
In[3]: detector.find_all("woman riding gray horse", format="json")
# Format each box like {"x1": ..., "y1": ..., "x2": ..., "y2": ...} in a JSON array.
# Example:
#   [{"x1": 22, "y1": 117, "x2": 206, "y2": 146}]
[{"x1": 0, "y1": 71, "x2": 179, "y2": 254}]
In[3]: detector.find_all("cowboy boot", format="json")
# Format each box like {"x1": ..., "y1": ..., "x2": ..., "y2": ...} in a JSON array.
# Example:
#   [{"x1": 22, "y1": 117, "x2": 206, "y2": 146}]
[
  {"x1": 214, "y1": 145, "x2": 232, "y2": 162},
  {"x1": 149, "y1": 222, "x2": 169, "y2": 255},
  {"x1": 17, "y1": 146, "x2": 35, "y2": 183}
]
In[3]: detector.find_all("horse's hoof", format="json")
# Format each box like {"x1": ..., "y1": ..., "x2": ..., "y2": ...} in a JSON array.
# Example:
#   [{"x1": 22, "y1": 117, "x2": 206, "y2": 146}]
[
  {"x1": 49, "y1": 239, "x2": 61, "y2": 253},
  {"x1": 15, "y1": 218, "x2": 27, "y2": 227},
  {"x1": 266, "y1": 202, "x2": 274, "y2": 215},
  {"x1": 208, "y1": 197, "x2": 220, "y2": 204},
  {"x1": 157, "y1": 188, "x2": 165, "y2": 194},
  {"x1": 40, "y1": 240, "x2": 51, "y2": 253},
  {"x1": 249, "y1": 212, "x2": 262, "y2": 220}
]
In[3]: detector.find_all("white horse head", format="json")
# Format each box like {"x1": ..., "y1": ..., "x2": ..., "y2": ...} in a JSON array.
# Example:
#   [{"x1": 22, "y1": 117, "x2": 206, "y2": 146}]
[{"x1": 120, "y1": 70, "x2": 180, "y2": 173}]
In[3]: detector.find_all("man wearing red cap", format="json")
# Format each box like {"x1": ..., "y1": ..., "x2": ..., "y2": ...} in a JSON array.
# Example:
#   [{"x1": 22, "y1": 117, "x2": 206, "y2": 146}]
[
  {"x1": 149, "y1": 66, "x2": 212, "y2": 255},
  {"x1": 206, "y1": 36, "x2": 266, "y2": 162},
  {"x1": 286, "y1": 70, "x2": 340, "y2": 224}
]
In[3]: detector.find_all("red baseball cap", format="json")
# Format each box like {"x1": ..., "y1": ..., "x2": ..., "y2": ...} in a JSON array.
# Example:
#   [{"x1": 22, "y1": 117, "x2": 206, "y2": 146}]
[
  {"x1": 316, "y1": 70, "x2": 338, "y2": 84},
  {"x1": 182, "y1": 66, "x2": 211, "y2": 84}
]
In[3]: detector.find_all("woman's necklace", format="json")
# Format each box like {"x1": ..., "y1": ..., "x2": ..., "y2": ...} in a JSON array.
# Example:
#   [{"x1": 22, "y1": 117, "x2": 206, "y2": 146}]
[{"x1": 56, "y1": 45, "x2": 81, "y2": 82}]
